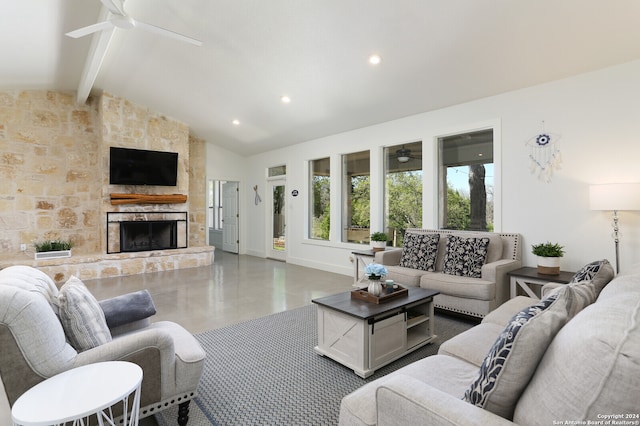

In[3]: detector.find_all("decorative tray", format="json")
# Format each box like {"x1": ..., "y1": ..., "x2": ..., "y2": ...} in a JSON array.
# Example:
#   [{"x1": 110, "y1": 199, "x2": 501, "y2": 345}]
[{"x1": 351, "y1": 285, "x2": 408, "y2": 304}]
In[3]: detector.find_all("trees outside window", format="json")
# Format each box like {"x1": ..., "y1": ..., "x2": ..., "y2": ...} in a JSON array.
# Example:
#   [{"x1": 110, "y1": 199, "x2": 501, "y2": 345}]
[
  {"x1": 438, "y1": 130, "x2": 494, "y2": 231},
  {"x1": 342, "y1": 151, "x2": 370, "y2": 243},
  {"x1": 384, "y1": 141, "x2": 422, "y2": 246},
  {"x1": 310, "y1": 158, "x2": 330, "y2": 240}
]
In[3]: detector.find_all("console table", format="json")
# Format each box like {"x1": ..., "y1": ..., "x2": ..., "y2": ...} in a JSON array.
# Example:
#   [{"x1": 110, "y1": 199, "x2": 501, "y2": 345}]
[
  {"x1": 312, "y1": 287, "x2": 439, "y2": 378},
  {"x1": 12, "y1": 361, "x2": 142, "y2": 426},
  {"x1": 508, "y1": 267, "x2": 575, "y2": 299}
]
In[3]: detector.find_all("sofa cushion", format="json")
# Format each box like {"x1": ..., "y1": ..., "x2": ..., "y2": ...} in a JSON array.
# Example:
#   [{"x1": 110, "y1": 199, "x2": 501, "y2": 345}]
[
  {"x1": 0, "y1": 265, "x2": 60, "y2": 315},
  {"x1": 442, "y1": 235, "x2": 490, "y2": 278},
  {"x1": 419, "y1": 273, "x2": 494, "y2": 301},
  {"x1": 386, "y1": 265, "x2": 428, "y2": 287},
  {"x1": 399, "y1": 233, "x2": 440, "y2": 271},
  {"x1": 99, "y1": 289, "x2": 157, "y2": 329},
  {"x1": 514, "y1": 275, "x2": 640, "y2": 423},
  {"x1": 58, "y1": 276, "x2": 112, "y2": 352},
  {"x1": 463, "y1": 286, "x2": 573, "y2": 419},
  {"x1": 339, "y1": 355, "x2": 479, "y2": 426},
  {"x1": 438, "y1": 322, "x2": 505, "y2": 367}
]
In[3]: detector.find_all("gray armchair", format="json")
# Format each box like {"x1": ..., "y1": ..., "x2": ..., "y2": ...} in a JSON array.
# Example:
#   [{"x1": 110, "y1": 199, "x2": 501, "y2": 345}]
[{"x1": 0, "y1": 265, "x2": 205, "y2": 425}]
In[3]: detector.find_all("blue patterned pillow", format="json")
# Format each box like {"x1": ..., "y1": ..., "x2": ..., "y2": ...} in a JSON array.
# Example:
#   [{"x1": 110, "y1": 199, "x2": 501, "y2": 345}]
[
  {"x1": 442, "y1": 235, "x2": 490, "y2": 278},
  {"x1": 399, "y1": 233, "x2": 440, "y2": 271},
  {"x1": 569, "y1": 259, "x2": 614, "y2": 294},
  {"x1": 463, "y1": 287, "x2": 573, "y2": 419}
]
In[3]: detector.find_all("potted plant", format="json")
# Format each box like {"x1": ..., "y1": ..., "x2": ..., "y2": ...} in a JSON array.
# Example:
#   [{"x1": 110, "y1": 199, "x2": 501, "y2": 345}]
[
  {"x1": 370, "y1": 232, "x2": 388, "y2": 252},
  {"x1": 531, "y1": 242, "x2": 565, "y2": 275},
  {"x1": 33, "y1": 239, "x2": 73, "y2": 260}
]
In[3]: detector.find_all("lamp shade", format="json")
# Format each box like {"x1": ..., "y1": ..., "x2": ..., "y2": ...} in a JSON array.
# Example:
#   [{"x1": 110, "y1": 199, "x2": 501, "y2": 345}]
[{"x1": 589, "y1": 183, "x2": 640, "y2": 211}]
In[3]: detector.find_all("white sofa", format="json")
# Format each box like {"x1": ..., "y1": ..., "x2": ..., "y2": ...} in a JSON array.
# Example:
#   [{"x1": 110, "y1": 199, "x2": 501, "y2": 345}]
[
  {"x1": 339, "y1": 259, "x2": 640, "y2": 425},
  {"x1": 375, "y1": 229, "x2": 522, "y2": 318}
]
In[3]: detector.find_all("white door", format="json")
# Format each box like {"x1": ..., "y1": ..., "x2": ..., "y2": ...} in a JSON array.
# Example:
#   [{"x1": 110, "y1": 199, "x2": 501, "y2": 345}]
[
  {"x1": 222, "y1": 182, "x2": 239, "y2": 253},
  {"x1": 268, "y1": 179, "x2": 286, "y2": 261}
]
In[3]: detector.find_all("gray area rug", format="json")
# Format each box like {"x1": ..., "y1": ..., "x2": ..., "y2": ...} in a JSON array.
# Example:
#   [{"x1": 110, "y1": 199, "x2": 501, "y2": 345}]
[{"x1": 156, "y1": 304, "x2": 475, "y2": 426}]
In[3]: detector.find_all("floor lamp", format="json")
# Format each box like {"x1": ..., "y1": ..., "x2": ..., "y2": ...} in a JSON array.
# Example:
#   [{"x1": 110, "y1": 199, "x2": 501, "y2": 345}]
[{"x1": 589, "y1": 183, "x2": 640, "y2": 274}]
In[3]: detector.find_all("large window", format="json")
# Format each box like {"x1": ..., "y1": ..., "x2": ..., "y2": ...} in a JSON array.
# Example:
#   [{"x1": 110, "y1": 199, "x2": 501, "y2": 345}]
[
  {"x1": 384, "y1": 141, "x2": 422, "y2": 246},
  {"x1": 342, "y1": 150, "x2": 370, "y2": 243},
  {"x1": 309, "y1": 157, "x2": 330, "y2": 240},
  {"x1": 438, "y1": 129, "x2": 494, "y2": 231}
]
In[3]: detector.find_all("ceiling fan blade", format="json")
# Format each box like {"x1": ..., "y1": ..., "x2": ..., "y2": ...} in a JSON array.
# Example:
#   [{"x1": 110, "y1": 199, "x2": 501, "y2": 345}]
[
  {"x1": 100, "y1": 0, "x2": 126, "y2": 16},
  {"x1": 65, "y1": 20, "x2": 114, "y2": 38},
  {"x1": 134, "y1": 20, "x2": 202, "y2": 46}
]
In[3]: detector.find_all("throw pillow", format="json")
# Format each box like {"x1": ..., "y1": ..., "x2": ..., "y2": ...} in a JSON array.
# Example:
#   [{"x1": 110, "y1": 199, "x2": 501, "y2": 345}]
[
  {"x1": 399, "y1": 233, "x2": 440, "y2": 271},
  {"x1": 569, "y1": 259, "x2": 615, "y2": 294},
  {"x1": 442, "y1": 235, "x2": 490, "y2": 278},
  {"x1": 58, "y1": 276, "x2": 112, "y2": 352},
  {"x1": 463, "y1": 286, "x2": 573, "y2": 419}
]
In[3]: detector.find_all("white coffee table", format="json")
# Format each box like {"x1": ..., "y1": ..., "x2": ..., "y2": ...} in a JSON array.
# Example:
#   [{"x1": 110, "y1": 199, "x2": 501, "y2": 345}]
[{"x1": 12, "y1": 361, "x2": 143, "y2": 426}]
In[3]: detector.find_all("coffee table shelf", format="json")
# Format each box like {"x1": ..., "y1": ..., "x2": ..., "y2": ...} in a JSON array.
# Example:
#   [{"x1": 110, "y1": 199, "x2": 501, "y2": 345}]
[{"x1": 312, "y1": 287, "x2": 439, "y2": 378}]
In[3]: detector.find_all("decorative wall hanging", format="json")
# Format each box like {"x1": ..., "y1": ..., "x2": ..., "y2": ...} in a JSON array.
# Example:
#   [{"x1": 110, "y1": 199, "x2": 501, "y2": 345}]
[
  {"x1": 253, "y1": 185, "x2": 262, "y2": 205},
  {"x1": 526, "y1": 121, "x2": 562, "y2": 183}
]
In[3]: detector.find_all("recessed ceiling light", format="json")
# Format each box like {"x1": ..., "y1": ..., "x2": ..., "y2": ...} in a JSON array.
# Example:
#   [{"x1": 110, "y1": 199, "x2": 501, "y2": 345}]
[
  {"x1": 232, "y1": 119, "x2": 240, "y2": 126},
  {"x1": 281, "y1": 95, "x2": 291, "y2": 104},
  {"x1": 368, "y1": 54, "x2": 382, "y2": 65}
]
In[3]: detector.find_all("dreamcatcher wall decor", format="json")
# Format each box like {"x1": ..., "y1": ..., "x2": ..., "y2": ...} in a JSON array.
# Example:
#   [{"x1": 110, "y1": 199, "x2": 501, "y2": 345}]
[{"x1": 526, "y1": 121, "x2": 562, "y2": 183}]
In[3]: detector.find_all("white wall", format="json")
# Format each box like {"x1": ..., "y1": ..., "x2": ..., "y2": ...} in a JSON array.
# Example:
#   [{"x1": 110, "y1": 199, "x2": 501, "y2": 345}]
[{"x1": 239, "y1": 60, "x2": 640, "y2": 276}]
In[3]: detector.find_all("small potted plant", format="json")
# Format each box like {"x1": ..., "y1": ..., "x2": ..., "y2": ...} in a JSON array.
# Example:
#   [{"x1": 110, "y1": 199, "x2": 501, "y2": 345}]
[
  {"x1": 531, "y1": 242, "x2": 565, "y2": 275},
  {"x1": 370, "y1": 232, "x2": 388, "y2": 252},
  {"x1": 33, "y1": 239, "x2": 73, "y2": 260}
]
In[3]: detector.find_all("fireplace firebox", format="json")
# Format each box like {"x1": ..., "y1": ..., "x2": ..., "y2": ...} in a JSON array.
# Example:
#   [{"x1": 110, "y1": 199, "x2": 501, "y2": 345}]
[{"x1": 120, "y1": 220, "x2": 178, "y2": 252}]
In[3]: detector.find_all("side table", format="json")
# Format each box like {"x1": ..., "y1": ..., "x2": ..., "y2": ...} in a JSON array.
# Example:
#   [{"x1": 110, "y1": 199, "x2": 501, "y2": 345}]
[
  {"x1": 351, "y1": 249, "x2": 377, "y2": 287},
  {"x1": 12, "y1": 361, "x2": 143, "y2": 426},
  {"x1": 508, "y1": 267, "x2": 575, "y2": 299}
]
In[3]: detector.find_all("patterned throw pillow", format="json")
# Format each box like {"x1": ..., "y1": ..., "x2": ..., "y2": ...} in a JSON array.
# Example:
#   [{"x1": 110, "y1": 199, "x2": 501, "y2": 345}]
[
  {"x1": 58, "y1": 276, "x2": 112, "y2": 352},
  {"x1": 463, "y1": 286, "x2": 573, "y2": 419},
  {"x1": 442, "y1": 235, "x2": 490, "y2": 278},
  {"x1": 399, "y1": 233, "x2": 440, "y2": 271},
  {"x1": 569, "y1": 259, "x2": 614, "y2": 294}
]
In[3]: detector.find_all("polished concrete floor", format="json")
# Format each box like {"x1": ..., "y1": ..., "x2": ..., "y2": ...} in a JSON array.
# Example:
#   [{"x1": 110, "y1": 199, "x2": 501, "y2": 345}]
[{"x1": 84, "y1": 251, "x2": 353, "y2": 334}]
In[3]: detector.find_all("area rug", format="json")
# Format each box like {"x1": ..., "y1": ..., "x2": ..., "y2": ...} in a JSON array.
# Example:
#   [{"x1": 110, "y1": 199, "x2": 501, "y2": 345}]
[{"x1": 156, "y1": 304, "x2": 476, "y2": 426}]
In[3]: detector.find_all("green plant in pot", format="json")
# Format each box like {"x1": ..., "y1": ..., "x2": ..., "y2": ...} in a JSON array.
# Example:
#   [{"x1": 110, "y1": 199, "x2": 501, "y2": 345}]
[
  {"x1": 33, "y1": 239, "x2": 73, "y2": 260},
  {"x1": 531, "y1": 242, "x2": 565, "y2": 275},
  {"x1": 370, "y1": 232, "x2": 388, "y2": 252}
]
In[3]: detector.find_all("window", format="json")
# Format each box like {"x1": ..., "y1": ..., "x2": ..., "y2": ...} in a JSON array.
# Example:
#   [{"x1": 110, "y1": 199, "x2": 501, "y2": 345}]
[
  {"x1": 208, "y1": 180, "x2": 226, "y2": 230},
  {"x1": 342, "y1": 151, "x2": 370, "y2": 243},
  {"x1": 384, "y1": 141, "x2": 422, "y2": 246},
  {"x1": 268, "y1": 165, "x2": 286, "y2": 177},
  {"x1": 438, "y1": 129, "x2": 494, "y2": 231},
  {"x1": 309, "y1": 157, "x2": 330, "y2": 240}
]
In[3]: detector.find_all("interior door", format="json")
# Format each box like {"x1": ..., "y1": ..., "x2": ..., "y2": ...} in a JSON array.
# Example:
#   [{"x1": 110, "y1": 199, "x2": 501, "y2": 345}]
[
  {"x1": 222, "y1": 182, "x2": 239, "y2": 253},
  {"x1": 268, "y1": 179, "x2": 286, "y2": 261}
]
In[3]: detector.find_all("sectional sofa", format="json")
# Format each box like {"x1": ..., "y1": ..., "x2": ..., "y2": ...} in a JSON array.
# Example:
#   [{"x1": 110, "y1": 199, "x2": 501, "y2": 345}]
[{"x1": 339, "y1": 259, "x2": 640, "y2": 425}]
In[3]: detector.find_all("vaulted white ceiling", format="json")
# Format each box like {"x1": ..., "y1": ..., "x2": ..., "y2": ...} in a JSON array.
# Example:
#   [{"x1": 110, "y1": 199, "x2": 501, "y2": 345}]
[{"x1": 3, "y1": 0, "x2": 640, "y2": 156}]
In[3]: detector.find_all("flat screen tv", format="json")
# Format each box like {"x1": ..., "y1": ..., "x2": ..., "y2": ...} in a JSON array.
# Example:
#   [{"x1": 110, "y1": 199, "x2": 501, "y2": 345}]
[{"x1": 109, "y1": 147, "x2": 178, "y2": 186}]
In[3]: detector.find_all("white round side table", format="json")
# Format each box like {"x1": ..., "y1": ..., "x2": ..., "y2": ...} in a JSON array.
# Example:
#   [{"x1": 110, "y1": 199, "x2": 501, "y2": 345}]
[{"x1": 11, "y1": 361, "x2": 143, "y2": 426}]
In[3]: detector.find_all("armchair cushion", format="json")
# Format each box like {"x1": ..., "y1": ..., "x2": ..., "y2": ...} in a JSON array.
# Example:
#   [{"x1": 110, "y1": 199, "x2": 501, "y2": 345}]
[
  {"x1": 462, "y1": 286, "x2": 572, "y2": 419},
  {"x1": 99, "y1": 289, "x2": 157, "y2": 329},
  {"x1": 442, "y1": 235, "x2": 490, "y2": 278},
  {"x1": 58, "y1": 276, "x2": 112, "y2": 352},
  {"x1": 399, "y1": 233, "x2": 440, "y2": 271}
]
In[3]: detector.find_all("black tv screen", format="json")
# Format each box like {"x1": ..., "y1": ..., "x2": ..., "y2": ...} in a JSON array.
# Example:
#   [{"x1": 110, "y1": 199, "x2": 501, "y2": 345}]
[{"x1": 109, "y1": 147, "x2": 178, "y2": 186}]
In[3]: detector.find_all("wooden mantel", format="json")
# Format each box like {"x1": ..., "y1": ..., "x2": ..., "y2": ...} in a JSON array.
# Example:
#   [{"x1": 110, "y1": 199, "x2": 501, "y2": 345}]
[{"x1": 110, "y1": 193, "x2": 188, "y2": 205}]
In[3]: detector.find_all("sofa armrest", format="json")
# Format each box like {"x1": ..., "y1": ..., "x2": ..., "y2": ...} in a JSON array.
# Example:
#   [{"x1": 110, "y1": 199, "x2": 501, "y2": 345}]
[
  {"x1": 375, "y1": 248, "x2": 403, "y2": 266},
  {"x1": 481, "y1": 258, "x2": 522, "y2": 308},
  {"x1": 376, "y1": 376, "x2": 515, "y2": 426},
  {"x1": 72, "y1": 328, "x2": 176, "y2": 399}
]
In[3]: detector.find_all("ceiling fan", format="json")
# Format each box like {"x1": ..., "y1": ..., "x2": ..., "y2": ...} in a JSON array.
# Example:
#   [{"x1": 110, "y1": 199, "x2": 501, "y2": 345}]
[
  {"x1": 394, "y1": 146, "x2": 421, "y2": 163},
  {"x1": 65, "y1": 0, "x2": 202, "y2": 46}
]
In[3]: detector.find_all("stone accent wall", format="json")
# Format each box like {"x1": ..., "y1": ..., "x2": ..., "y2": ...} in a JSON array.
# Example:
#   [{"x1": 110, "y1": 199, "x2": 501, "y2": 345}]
[
  {"x1": 0, "y1": 90, "x2": 211, "y2": 277},
  {"x1": 0, "y1": 91, "x2": 101, "y2": 260}
]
